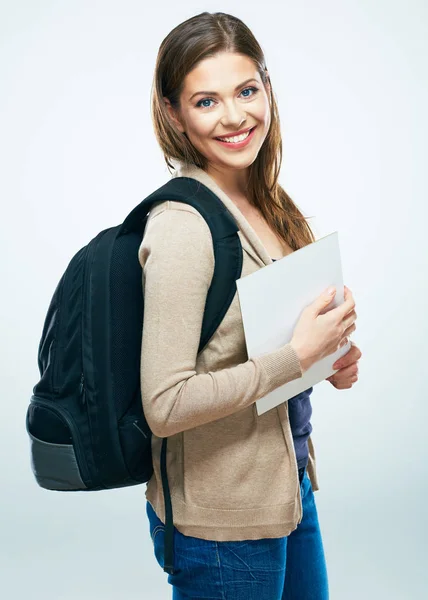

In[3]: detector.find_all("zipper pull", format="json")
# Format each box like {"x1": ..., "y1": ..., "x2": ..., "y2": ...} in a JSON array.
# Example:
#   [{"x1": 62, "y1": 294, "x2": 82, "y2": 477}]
[
  {"x1": 79, "y1": 374, "x2": 86, "y2": 405},
  {"x1": 133, "y1": 420, "x2": 148, "y2": 438}
]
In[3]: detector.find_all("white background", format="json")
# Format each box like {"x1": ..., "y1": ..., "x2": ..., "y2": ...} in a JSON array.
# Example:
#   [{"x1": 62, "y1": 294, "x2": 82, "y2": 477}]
[{"x1": 1, "y1": 1, "x2": 427, "y2": 598}]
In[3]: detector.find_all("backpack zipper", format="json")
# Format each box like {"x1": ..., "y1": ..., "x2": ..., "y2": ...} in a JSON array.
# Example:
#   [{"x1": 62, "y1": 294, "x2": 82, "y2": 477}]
[
  {"x1": 132, "y1": 420, "x2": 148, "y2": 438},
  {"x1": 51, "y1": 270, "x2": 71, "y2": 393},
  {"x1": 79, "y1": 239, "x2": 95, "y2": 407},
  {"x1": 79, "y1": 373, "x2": 86, "y2": 405},
  {"x1": 53, "y1": 244, "x2": 91, "y2": 394}
]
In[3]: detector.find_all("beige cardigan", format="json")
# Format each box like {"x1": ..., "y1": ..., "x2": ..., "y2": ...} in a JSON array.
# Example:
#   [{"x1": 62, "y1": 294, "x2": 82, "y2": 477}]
[{"x1": 138, "y1": 163, "x2": 319, "y2": 541}]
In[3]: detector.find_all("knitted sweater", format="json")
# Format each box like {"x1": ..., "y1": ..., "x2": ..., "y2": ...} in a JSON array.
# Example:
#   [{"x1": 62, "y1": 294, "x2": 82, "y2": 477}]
[{"x1": 139, "y1": 163, "x2": 319, "y2": 541}]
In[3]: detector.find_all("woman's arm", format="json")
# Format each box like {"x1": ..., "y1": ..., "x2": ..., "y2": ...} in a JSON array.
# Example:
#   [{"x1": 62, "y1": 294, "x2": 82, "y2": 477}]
[{"x1": 138, "y1": 202, "x2": 303, "y2": 438}]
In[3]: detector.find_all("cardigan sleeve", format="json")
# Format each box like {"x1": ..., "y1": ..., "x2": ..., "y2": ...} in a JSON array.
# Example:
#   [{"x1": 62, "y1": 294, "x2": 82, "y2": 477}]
[{"x1": 138, "y1": 202, "x2": 303, "y2": 438}]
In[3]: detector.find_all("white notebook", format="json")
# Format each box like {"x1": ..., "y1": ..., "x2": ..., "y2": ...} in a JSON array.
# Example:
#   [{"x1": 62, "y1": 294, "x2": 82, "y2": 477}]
[{"x1": 236, "y1": 231, "x2": 351, "y2": 415}]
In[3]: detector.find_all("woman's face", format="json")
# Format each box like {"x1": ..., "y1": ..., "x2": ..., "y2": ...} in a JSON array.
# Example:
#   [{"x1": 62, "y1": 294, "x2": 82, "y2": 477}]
[{"x1": 165, "y1": 51, "x2": 272, "y2": 175}]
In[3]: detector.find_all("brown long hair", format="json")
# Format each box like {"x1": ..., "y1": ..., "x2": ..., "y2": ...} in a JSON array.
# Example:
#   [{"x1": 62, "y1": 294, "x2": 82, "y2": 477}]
[{"x1": 151, "y1": 11, "x2": 316, "y2": 250}]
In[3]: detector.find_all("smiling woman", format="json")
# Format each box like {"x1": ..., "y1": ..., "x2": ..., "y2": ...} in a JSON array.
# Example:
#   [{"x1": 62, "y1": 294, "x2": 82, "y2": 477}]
[
  {"x1": 151, "y1": 15, "x2": 316, "y2": 254},
  {"x1": 144, "y1": 10, "x2": 330, "y2": 600}
]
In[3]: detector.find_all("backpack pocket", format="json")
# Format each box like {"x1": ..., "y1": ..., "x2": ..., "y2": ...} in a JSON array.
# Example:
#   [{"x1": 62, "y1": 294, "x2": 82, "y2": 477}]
[
  {"x1": 25, "y1": 401, "x2": 87, "y2": 491},
  {"x1": 27, "y1": 431, "x2": 86, "y2": 490}
]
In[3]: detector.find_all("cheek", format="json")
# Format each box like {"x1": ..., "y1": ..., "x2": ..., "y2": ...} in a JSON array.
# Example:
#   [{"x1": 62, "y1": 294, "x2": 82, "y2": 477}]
[
  {"x1": 186, "y1": 114, "x2": 216, "y2": 139},
  {"x1": 257, "y1": 102, "x2": 271, "y2": 129}
]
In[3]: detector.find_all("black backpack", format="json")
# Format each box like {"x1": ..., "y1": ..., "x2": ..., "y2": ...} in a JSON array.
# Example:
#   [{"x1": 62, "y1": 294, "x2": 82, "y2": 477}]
[{"x1": 25, "y1": 176, "x2": 243, "y2": 575}]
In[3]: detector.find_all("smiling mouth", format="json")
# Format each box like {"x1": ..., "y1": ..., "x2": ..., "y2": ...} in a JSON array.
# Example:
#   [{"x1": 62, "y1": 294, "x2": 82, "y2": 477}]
[{"x1": 214, "y1": 126, "x2": 257, "y2": 142}]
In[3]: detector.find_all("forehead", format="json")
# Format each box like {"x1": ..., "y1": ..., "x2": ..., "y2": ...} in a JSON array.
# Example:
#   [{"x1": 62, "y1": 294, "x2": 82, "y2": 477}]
[{"x1": 183, "y1": 52, "x2": 260, "y2": 95}]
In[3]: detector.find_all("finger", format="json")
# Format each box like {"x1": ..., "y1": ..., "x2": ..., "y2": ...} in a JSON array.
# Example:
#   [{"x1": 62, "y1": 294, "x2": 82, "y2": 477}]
[
  {"x1": 339, "y1": 286, "x2": 355, "y2": 319},
  {"x1": 352, "y1": 342, "x2": 363, "y2": 360},
  {"x1": 333, "y1": 354, "x2": 359, "y2": 370},
  {"x1": 336, "y1": 363, "x2": 358, "y2": 378},
  {"x1": 331, "y1": 375, "x2": 358, "y2": 389},
  {"x1": 333, "y1": 342, "x2": 360, "y2": 367},
  {"x1": 343, "y1": 308, "x2": 357, "y2": 322},
  {"x1": 348, "y1": 340, "x2": 362, "y2": 359},
  {"x1": 329, "y1": 367, "x2": 359, "y2": 381},
  {"x1": 344, "y1": 322, "x2": 357, "y2": 337}
]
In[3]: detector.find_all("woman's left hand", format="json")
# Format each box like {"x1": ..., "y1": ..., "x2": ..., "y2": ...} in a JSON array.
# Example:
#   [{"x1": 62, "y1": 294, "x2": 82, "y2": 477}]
[{"x1": 326, "y1": 341, "x2": 362, "y2": 389}]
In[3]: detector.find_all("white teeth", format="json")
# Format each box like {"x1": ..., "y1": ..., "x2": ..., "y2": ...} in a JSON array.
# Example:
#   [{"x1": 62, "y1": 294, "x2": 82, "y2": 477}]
[{"x1": 217, "y1": 129, "x2": 251, "y2": 143}]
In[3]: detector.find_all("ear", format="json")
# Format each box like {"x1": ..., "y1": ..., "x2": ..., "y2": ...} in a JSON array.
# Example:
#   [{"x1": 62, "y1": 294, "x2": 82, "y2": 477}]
[{"x1": 163, "y1": 97, "x2": 186, "y2": 134}]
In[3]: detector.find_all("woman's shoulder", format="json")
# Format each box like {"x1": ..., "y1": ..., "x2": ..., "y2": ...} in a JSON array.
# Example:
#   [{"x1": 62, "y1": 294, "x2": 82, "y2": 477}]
[
  {"x1": 139, "y1": 199, "x2": 214, "y2": 272},
  {"x1": 147, "y1": 199, "x2": 206, "y2": 223}
]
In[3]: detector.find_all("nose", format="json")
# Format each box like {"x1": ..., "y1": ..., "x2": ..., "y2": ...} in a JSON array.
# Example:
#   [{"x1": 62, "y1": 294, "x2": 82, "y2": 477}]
[{"x1": 220, "y1": 99, "x2": 247, "y2": 129}]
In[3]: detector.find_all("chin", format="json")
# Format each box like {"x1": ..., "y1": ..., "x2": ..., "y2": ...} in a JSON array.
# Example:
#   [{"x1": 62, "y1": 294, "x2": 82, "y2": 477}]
[{"x1": 218, "y1": 152, "x2": 259, "y2": 169}]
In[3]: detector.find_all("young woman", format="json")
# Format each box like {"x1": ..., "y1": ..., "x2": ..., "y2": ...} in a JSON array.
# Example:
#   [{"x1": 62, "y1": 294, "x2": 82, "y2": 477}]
[{"x1": 140, "y1": 11, "x2": 359, "y2": 600}]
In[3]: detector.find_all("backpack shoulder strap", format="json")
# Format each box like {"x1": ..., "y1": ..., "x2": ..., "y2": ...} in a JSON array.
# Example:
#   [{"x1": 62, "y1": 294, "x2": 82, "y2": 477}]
[
  {"x1": 122, "y1": 177, "x2": 244, "y2": 575},
  {"x1": 120, "y1": 176, "x2": 243, "y2": 354}
]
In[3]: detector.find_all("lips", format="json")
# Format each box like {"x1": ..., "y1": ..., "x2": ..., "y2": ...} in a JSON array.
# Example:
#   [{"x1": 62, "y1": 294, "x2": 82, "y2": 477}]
[{"x1": 214, "y1": 126, "x2": 256, "y2": 140}]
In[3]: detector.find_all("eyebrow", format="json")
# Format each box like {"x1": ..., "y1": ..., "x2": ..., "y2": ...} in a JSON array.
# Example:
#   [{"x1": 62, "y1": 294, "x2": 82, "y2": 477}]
[{"x1": 188, "y1": 78, "x2": 259, "y2": 102}]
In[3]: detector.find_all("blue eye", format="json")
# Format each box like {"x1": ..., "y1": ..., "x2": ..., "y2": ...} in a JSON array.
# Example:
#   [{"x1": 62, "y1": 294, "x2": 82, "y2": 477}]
[
  {"x1": 197, "y1": 98, "x2": 214, "y2": 109},
  {"x1": 241, "y1": 87, "x2": 257, "y2": 98},
  {"x1": 195, "y1": 86, "x2": 259, "y2": 109}
]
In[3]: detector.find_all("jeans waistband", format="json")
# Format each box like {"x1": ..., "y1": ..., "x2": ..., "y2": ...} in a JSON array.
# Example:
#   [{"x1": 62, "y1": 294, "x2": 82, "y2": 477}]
[{"x1": 298, "y1": 466, "x2": 306, "y2": 484}]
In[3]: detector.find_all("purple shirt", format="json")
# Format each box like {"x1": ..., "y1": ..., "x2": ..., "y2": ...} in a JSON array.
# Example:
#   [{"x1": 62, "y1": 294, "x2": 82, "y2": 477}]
[{"x1": 271, "y1": 258, "x2": 312, "y2": 469}]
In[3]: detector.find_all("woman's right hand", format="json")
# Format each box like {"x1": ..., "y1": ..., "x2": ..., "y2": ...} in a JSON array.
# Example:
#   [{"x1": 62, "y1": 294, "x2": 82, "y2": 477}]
[{"x1": 290, "y1": 285, "x2": 357, "y2": 373}]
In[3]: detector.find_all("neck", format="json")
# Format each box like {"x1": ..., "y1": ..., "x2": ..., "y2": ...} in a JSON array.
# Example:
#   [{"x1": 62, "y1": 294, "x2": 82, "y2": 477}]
[{"x1": 205, "y1": 163, "x2": 250, "y2": 199}]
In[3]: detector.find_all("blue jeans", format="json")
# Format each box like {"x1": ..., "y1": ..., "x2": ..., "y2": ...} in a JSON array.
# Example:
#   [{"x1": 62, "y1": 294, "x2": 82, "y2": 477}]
[{"x1": 146, "y1": 468, "x2": 329, "y2": 599}]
